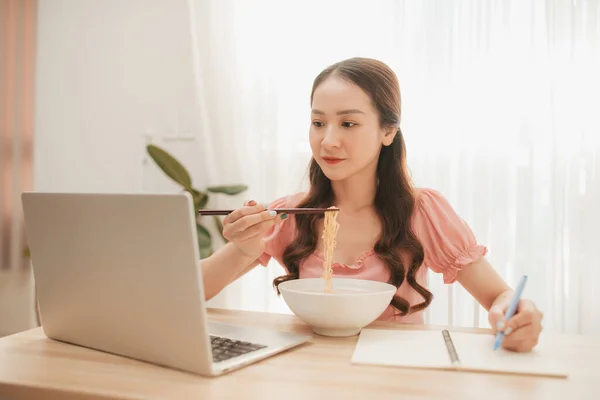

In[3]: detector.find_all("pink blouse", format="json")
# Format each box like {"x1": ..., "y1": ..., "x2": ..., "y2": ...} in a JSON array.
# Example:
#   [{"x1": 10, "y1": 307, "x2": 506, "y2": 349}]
[{"x1": 256, "y1": 188, "x2": 487, "y2": 324}]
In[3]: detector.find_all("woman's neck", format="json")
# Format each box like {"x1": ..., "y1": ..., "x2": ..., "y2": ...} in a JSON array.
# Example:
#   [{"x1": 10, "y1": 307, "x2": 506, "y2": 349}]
[{"x1": 330, "y1": 165, "x2": 378, "y2": 213}]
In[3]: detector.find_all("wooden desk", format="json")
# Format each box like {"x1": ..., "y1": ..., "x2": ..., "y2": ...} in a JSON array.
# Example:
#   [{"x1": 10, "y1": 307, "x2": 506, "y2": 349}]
[{"x1": 0, "y1": 308, "x2": 598, "y2": 400}]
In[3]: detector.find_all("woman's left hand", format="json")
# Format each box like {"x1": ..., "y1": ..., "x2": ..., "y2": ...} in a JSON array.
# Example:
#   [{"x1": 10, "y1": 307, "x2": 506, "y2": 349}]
[{"x1": 488, "y1": 297, "x2": 543, "y2": 352}]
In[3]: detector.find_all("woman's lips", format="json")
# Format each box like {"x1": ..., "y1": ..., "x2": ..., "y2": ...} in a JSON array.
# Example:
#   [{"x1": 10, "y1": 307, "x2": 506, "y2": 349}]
[{"x1": 322, "y1": 157, "x2": 345, "y2": 165}]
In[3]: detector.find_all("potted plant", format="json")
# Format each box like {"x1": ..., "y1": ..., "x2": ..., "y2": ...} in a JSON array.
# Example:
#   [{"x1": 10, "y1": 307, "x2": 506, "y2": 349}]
[{"x1": 146, "y1": 144, "x2": 247, "y2": 258}]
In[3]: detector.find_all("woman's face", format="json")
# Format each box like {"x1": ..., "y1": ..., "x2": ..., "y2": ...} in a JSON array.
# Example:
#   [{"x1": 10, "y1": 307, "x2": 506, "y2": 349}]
[{"x1": 309, "y1": 76, "x2": 395, "y2": 182}]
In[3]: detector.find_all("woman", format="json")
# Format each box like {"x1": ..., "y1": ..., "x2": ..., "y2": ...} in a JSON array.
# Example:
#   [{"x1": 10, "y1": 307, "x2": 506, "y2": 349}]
[{"x1": 200, "y1": 57, "x2": 543, "y2": 352}]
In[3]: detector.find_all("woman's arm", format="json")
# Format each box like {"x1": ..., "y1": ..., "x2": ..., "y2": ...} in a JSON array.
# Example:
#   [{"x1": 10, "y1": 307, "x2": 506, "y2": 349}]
[
  {"x1": 200, "y1": 242, "x2": 261, "y2": 301},
  {"x1": 456, "y1": 257, "x2": 511, "y2": 311}
]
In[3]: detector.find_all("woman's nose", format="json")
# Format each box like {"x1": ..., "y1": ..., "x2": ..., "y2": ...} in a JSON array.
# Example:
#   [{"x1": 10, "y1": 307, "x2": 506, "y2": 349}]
[{"x1": 321, "y1": 126, "x2": 341, "y2": 149}]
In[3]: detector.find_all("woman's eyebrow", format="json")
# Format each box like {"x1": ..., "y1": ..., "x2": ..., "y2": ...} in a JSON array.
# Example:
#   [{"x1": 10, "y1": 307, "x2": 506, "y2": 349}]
[{"x1": 311, "y1": 109, "x2": 364, "y2": 115}]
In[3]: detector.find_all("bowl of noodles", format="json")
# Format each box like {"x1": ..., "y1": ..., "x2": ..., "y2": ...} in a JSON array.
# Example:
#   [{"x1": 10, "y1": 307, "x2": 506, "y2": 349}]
[
  {"x1": 278, "y1": 277, "x2": 396, "y2": 337},
  {"x1": 278, "y1": 208, "x2": 396, "y2": 337}
]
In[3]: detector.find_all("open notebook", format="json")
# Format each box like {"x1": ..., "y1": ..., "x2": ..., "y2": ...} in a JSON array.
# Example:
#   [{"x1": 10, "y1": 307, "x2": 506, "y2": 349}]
[{"x1": 351, "y1": 328, "x2": 568, "y2": 378}]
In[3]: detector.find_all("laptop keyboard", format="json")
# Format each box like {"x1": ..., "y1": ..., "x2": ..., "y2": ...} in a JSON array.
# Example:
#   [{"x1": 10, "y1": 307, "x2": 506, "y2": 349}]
[{"x1": 210, "y1": 335, "x2": 267, "y2": 363}]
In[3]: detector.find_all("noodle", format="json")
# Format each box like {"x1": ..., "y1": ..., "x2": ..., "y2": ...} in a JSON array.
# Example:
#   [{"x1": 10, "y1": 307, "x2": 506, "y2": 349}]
[{"x1": 321, "y1": 207, "x2": 340, "y2": 293}]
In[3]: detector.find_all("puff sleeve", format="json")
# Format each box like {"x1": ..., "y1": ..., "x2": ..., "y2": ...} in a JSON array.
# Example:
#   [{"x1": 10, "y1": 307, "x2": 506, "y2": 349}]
[{"x1": 411, "y1": 188, "x2": 488, "y2": 284}]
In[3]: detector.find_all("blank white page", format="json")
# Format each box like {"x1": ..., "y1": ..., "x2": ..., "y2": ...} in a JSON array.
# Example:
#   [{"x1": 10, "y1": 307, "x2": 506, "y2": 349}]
[
  {"x1": 351, "y1": 329, "x2": 568, "y2": 378},
  {"x1": 352, "y1": 329, "x2": 453, "y2": 370},
  {"x1": 450, "y1": 331, "x2": 568, "y2": 378}
]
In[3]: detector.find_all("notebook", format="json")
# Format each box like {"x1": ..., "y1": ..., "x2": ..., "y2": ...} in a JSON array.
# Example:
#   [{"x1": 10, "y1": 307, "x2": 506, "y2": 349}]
[{"x1": 351, "y1": 328, "x2": 568, "y2": 378}]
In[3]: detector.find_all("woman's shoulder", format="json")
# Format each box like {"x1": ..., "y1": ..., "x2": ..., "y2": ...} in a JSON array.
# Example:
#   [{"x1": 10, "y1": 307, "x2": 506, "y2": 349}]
[
  {"x1": 410, "y1": 186, "x2": 473, "y2": 241},
  {"x1": 259, "y1": 192, "x2": 307, "y2": 266},
  {"x1": 268, "y1": 191, "x2": 308, "y2": 209},
  {"x1": 411, "y1": 187, "x2": 459, "y2": 215},
  {"x1": 413, "y1": 186, "x2": 445, "y2": 203}
]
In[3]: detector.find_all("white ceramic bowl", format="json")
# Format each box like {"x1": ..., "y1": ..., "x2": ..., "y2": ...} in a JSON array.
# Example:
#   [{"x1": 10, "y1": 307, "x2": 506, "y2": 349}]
[{"x1": 278, "y1": 277, "x2": 396, "y2": 337}]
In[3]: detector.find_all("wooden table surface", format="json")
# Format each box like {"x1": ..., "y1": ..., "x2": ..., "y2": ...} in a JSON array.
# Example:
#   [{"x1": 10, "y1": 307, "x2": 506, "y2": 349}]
[{"x1": 0, "y1": 308, "x2": 598, "y2": 400}]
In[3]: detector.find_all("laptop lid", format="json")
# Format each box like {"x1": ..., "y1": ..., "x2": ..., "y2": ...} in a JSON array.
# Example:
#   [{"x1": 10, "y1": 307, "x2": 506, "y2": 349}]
[{"x1": 21, "y1": 192, "x2": 215, "y2": 375}]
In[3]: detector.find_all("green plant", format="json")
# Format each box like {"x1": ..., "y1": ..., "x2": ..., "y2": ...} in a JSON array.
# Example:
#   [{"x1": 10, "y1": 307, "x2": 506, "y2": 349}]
[{"x1": 146, "y1": 144, "x2": 247, "y2": 258}]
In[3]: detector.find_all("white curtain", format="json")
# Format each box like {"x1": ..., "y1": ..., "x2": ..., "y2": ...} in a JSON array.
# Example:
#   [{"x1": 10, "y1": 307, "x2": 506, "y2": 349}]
[{"x1": 187, "y1": 0, "x2": 600, "y2": 334}]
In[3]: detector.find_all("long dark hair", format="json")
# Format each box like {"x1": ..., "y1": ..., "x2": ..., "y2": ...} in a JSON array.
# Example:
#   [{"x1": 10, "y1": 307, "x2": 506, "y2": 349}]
[{"x1": 273, "y1": 58, "x2": 433, "y2": 316}]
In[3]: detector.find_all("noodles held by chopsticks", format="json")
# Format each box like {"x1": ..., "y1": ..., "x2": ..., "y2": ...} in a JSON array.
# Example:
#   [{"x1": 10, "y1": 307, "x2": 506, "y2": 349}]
[{"x1": 321, "y1": 207, "x2": 340, "y2": 293}]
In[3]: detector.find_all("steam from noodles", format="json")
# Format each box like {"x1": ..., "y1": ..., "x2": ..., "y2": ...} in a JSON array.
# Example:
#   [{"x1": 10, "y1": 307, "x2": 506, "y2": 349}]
[{"x1": 321, "y1": 208, "x2": 340, "y2": 293}]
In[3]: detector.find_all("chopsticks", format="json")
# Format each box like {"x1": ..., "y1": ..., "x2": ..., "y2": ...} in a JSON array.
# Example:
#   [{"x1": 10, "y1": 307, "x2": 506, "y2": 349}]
[{"x1": 198, "y1": 208, "x2": 340, "y2": 216}]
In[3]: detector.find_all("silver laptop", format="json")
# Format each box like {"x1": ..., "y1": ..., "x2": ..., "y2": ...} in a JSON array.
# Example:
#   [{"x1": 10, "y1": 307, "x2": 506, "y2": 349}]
[{"x1": 21, "y1": 192, "x2": 311, "y2": 376}]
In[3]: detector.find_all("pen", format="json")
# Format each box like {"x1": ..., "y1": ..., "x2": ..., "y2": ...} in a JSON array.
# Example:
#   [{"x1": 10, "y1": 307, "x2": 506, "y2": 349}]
[{"x1": 493, "y1": 274, "x2": 528, "y2": 351}]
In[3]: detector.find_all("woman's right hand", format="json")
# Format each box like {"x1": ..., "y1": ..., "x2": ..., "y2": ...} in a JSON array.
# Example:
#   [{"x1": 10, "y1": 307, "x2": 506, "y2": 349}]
[{"x1": 222, "y1": 200, "x2": 286, "y2": 259}]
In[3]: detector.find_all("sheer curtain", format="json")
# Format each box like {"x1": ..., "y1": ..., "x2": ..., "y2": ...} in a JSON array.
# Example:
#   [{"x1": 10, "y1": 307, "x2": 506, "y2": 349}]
[{"x1": 188, "y1": 0, "x2": 600, "y2": 334}]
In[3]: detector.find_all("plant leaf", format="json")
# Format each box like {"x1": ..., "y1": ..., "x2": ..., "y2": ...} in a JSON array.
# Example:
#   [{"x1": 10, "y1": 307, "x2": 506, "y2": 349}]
[
  {"x1": 147, "y1": 144, "x2": 193, "y2": 190},
  {"x1": 196, "y1": 223, "x2": 212, "y2": 248},
  {"x1": 199, "y1": 245, "x2": 213, "y2": 259},
  {"x1": 213, "y1": 215, "x2": 228, "y2": 243},
  {"x1": 206, "y1": 184, "x2": 248, "y2": 195},
  {"x1": 197, "y1": 223, "x2": 213, "y2": 259},
  {"x1": 191, "y1": 189, "x2": 209, "y2": 209}
]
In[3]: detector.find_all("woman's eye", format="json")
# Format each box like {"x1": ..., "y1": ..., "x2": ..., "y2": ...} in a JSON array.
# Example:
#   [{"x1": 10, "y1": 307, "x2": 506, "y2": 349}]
[
  {"x1": 342, "y1": 122, "x2": 356, "y2": 128},
  {"x1": 313, "y1": 121, "x2": 324, "y2": 127}
]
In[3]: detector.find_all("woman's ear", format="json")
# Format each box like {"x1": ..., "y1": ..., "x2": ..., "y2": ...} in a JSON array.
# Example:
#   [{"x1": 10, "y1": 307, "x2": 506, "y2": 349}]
[{"x1": 381, "y1": 126, "x2": 398, "y2": 146}]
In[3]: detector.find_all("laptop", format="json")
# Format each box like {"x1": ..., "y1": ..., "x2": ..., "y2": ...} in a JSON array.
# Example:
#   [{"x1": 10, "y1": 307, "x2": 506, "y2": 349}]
[{"x1": 21, "y1": 191, "x2": 311, "y2": 376}]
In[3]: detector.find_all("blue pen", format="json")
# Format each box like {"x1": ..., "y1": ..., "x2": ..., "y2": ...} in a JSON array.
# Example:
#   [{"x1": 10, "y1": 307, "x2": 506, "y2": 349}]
[{"x1": 493, "y1": 274, "x2": 528, "y2": 351}]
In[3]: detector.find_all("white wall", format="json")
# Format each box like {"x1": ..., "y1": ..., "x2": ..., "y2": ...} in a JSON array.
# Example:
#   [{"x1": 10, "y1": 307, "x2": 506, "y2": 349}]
[
  {"x1": 29, "y1": 0, "x2": 236, "y2": 317},
  {"x1": 34, "y1": 0, "x2": 197, "y2": 193},
  {"x1": 1, "y1": 0, "x2": 232, "y2": 336}
]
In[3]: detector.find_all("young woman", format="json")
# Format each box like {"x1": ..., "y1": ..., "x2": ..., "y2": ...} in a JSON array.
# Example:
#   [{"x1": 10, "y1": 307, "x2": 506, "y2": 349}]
[{"x1": 199, "y1": 57, "x2": 543, "y2": 352}]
